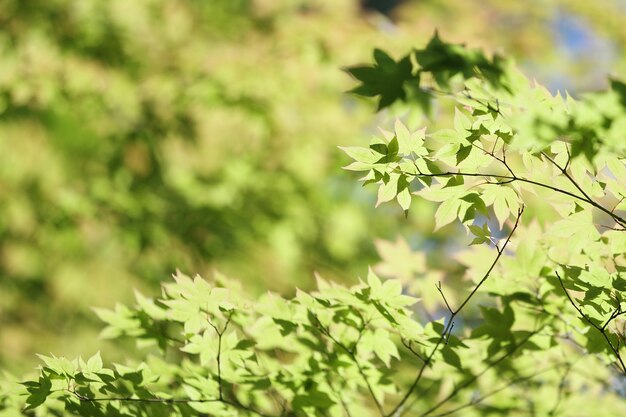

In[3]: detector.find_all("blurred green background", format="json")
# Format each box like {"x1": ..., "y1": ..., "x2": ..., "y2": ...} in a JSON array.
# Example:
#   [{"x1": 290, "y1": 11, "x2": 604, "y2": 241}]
[{"x1": 0, "y1": 0, "x2": 625, "y2": 373}]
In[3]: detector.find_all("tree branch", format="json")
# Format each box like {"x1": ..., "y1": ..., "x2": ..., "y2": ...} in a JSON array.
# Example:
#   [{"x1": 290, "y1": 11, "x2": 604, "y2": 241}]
[
  {"x1": 403, "y1": 168, "x2": 626, "y2": 229},
  {"x1": 207, "y1": 311, "x2": 233, "y2": 401},
  {"x1": 556, "y1": 272, "x2": 626, "y2": 374},
  {"x1": 70, "y1": 390, "x2": 274, "y2": 417},
  {"x1": 385, "y1": 207, "x2": 523, "y2": 417},
  {"x1": 310, "y1": 313, "x2": 385, "y2": 417},
  {"x1": 427, "y1": 361, "x2": 563, "y2": 417},
  {"x1": 419, "y1": 328, "x2": 542, "y2": 417}
]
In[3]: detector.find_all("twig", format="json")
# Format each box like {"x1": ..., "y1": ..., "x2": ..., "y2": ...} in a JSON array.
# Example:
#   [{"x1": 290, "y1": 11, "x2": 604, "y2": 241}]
[
  {"x1": 436, "y1": 282, "x2": 453, "y2": 314},
  {"x1": 428, "y1": 361, "x2": 563, "y2": 417},
  {"x1": 326, "y1": 374, "x2": 353, "y2": 417},
  {"x1": 403, "y1": 168, "x2": 626, "y2": 229},
  {"x1": 311, "y1": 314, "x2": 385, "y2": 417},
  {"x1": 556, "y1": 272, "x2": 626, "y2": 374},
  {"x1": 453, "y1": 206, "x2": 523, "y2": 315},
  {"x1": 70, "y1": 390, "x2": 274, "y2": 417},
  {"x1": 541, "y1": 151, "x2": 626, "y2": 229},
  {"x1": 401, "y1": 338, "x2": 426, "y2": 362},
  {"x1": 385, "y1": 207, "x2": 524, "y2": 417},
  {"x1": 207, "y1": 311, "x2": 233, "y2": 401},
  {"x1": 419, "y1": 328, "x2": 542, "y2": 417}
]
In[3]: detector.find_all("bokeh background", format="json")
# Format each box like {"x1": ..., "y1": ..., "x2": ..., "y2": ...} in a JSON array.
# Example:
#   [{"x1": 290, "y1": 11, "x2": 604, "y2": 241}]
[{"x1": 0, "y1": 0, "x2": 625, "y2": 374}]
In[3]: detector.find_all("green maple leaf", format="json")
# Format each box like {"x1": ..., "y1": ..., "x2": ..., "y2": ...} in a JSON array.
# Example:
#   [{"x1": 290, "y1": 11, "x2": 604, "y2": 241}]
[{"x1": 345, "y1": 49, "x2": 419, "y2": 110}]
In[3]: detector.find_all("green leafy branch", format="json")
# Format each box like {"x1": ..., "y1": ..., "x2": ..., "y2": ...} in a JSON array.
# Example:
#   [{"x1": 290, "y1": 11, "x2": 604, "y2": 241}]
[
  {"x1": 310, "y1": 312, "x2": 385, "y2": 416},
  {"x1": 386, "y1": 207, "x2": 524, "y2": 417},
  {"x1": 418, "y1": 328, "x2": 543, "y2": 417},
  {"x1": 345, "y1": 32, "x2": 508, "y2": 111},
  {"x1": 13, "y1": 32, "x2": 626, "y2": 417},
  {"x1": 556, "y1": 272, "x2": 626, "y2": 374},
  {"x1": 400, "y1": 145, "x2": 626, "y2": 230},
  {"x1": 540, "y1": 150, "x2": 626, "y2": 229},
  {"x1": 68, "y1": 391, "x2": 273, "y2": 417},
  {"x1": 206, "y1": 309, "x2": 234, "y2": 401},
  {"x1": 427, "y1": 361, "x2": 566, "y2": 417}
]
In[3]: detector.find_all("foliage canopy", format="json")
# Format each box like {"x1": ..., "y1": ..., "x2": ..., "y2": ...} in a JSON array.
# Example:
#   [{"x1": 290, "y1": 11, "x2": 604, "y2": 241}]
[
  {"x1": 4, "y1": 32, "x2": 626, "y2": 417},
  {"x1": 4, "y1": 0, "x2": 626, "y2": 376}
]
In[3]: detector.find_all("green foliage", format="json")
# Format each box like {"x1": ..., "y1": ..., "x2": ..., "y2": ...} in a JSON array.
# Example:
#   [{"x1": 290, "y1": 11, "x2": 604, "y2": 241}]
[
  {"x1": 0, "y1": 0, "x2": 410, "y2": 368},
  {"x1": 346, "y1": 32, "x2": 508, "y2": 111},
  {"x1": 346, "y1": 49, "x2": 418, "y2": 111},
  {"x1": 4, "y1": 0, "x2": 626, "y2": 379},
  {"x1": 17, "y1": 271, "x2": 419, "y2": 417},
  {"x1": 6, "y1": 33, "x2": 626, "y2": 417}
]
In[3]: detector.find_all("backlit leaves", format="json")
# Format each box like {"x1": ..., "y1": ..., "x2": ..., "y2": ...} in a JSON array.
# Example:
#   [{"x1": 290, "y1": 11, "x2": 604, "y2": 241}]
[
  {"x1": 346, "y1": 50, "x2": 418, "y2": 110},
  {"x1": 12, "y1": 33, "x2": 626, "y2": 417}
]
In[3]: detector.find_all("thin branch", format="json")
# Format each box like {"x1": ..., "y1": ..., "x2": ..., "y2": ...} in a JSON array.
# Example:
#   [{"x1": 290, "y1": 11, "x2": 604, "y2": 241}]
[
  {"x1": 436, "y1": 282, "x2": 453, "y2": 314},
  {"x1": 403, "y1": 168, "x2": 626, "y2": 228},
  {"x1": 385, "y1": 208, "x2": 524, "y2": 417},
  {"x1": 71, "y1": 391, "x2": 219, "y2": 404},
  {"x1": 387, "y1": 329, "x2": 447, "y2": 417},
  {"x1": 311, "y1": 314, "x2": 385, "y2": 417},
  {"x1": 427, "y1": 362, "x2": 563, "y2": 417},
  {"x1": 541, "y1": 152, "x2": 626, "y2": 228},
  {"x1": 70, "y1": 390, "x2": 274, "y2": 417},
  {"x1": 401, "y1": 338, "x2": 426, "y2": 362},
  {"x1": 612, "y1": 196, "x2": 625, "y2": 214},
  {"x1": 556, "y1": 272, "x2": 626, "y2": 374},
  {"x1": 541, "y1": 151, "x2": 594, "y2": 204},
  {"x1": 453, "y1": 206, "x2": 523, "y2": 315},
  {"x1": 598, "y1": 224, "x2": 626, "y2": 232},
  {"x1": 326, "y1": 374, "x2": 354, "y2": 417},
  {"x1": 602, "y1": 305, "x2": 626, "y2": 332},
  {"x1": 419, "y1": 328, "x2": 542, "y2": 417},
  {"x1": 471, "y1": 139, "x2": 515, "y2": 178},
  {"x1": 207, "y1": 311, "x2": 233, "y2": 401},
  {"x1": 552, "y1": 317, "x2": 626, "y2": 375},
  {"x1": 69, "y1": 309, "x2": 271, "y2": 417},
  {"x1": 352, "y1": 311, "x2": 371, "y2": 354}
]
